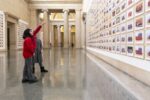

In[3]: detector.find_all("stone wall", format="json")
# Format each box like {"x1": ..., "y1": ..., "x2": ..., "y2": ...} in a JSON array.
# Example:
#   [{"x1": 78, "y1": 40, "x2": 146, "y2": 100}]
[{"x1": 0, "y1": 0, "x2": 30, "y2": 22}]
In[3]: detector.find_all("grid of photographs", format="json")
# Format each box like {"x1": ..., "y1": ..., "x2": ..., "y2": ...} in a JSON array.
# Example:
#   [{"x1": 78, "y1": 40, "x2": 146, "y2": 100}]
[
  {"x1": 17, "y1": 20, "x2": 28, "y2": 49},
  {"x1": 87, "y1": 0, "x2": 150, "y2": 60},
  {"x1": 0, "y1": 11, "x2": 5, "y2": 49}
]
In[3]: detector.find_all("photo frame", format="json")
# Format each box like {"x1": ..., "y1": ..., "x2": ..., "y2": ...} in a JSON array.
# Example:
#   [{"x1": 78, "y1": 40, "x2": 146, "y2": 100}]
[
  {"x1": 116, "y1": 45, "x2": 121, "y2": 53},
  {"x1": 127, "y1": 45, "x2": 134, "y2": 56},
  {"x1": 135, "y1": 30, "x2": 144, "y2": 44},
  {"x1": 121, "y1": 34, "x2": 126, "y2": 44},
  {"x1": 127, "y1": 32, "x2": 134, "y2": 44},
  {"x1": 120, "y1": 23, "x2": 126, "y2": 33},
  {"x1": 145, "y1": 0, "x2": 150, "y2": 11},
  {"x1": 135, "y1": 1, "x2": 144, "y2": 16},
  {"x1": 127, "y1": 0, "x2": 134, "y2": 7},
  {"x1": 145, "y1": 45, "x2": 150, "y2": 60},
  {"x1": 121, "y1": 45, "x2": 127, "y2": 55},
  {"x1": 127, "y1": 7, "x2": 134, "y2": 20},
  {"x1": 116, "y1": 16, "x2": 120, "y2": 24},
  {"x1": 121, "y1": 12, "x2": 126, "y2": 22},
  {"x1": 127, "y1": 20, "x2": 134, "y2": 32},
  {"x1": 135, "y1": 45, "x2": 144, "y2": 59},
  {"x1": 116, "y1": 7, "x2": 121, "y2": 15},
  {"x1": 121, "y1": 1, "x2": 126, "y2": 11},
  {"x1": 135, "y1": 15, "x2": 144, "y2": 30},
  {"x1": 116, "y1": 35, "x2": 121, "y2": 43},
  {"x1": 145, "y1": 13, "x2": 150, "y2": 27},
  {"x1": 145, "y1": 29, "x2": 150, "y2": 44}
]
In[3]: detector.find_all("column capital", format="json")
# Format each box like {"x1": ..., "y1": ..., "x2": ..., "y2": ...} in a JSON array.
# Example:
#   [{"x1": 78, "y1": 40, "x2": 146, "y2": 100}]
[
  {"x1": 63, "y1": 9, "x2": 69, "y2": 13},
  {"x1": 75, "y1": 9, "x2": 82, "y2": 12},
  {"x1": 42, "y1": 9, "x2": 49, "y2": 12},
  {"x1": 56, "y1": 24, "x2": 61, "y2": 28},
  {"x1": 69, "y1": 24, "x2": 73, "y2": 27}
]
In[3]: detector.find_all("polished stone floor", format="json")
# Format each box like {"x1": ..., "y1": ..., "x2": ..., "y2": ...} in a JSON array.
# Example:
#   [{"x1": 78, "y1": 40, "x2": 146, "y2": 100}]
[
  {"x1": 0, "y1": 49, "x2": 87, "y2": 100},
  {"x1": 0, "y1": 49, "x2": 149, "y2": 100}
]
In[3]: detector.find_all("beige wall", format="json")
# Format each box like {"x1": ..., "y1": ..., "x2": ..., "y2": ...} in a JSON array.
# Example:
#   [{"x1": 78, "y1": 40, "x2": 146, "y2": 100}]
[{"x1": 0, "y1": 0, "x2": 30, "y2": 22}]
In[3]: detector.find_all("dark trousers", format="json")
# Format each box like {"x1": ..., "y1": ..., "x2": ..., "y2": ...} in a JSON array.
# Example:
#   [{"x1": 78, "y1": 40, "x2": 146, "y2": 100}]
[
  {"x1": 32, "y1": 56, "x2": 43, "y2": 73},
  {"x1": 23, "y1": 57, "x2": 36, "y2": 80}
]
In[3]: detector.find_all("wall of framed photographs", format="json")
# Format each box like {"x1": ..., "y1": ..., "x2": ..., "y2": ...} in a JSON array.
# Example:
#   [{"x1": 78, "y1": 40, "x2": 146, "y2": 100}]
[
  {"x1": 0, "y1": 11, "x2": 6, "y2": 50},
  {"x1": 87, "y1": 0, "x2": 150, "y2": 61},
  {"x1": 17, "y1": 20, "x2": 28, "y2": 49}
]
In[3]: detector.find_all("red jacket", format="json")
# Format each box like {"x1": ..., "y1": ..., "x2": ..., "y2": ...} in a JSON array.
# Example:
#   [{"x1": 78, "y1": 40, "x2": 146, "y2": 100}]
[{"x1": 23, "y1": 25, "x2": 42, "y2": 58}]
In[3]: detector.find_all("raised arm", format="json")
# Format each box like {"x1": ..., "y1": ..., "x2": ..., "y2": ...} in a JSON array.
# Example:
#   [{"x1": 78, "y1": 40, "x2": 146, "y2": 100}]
[{"x1": 33, "y1": 22, "x2": 45, "y2": 36}]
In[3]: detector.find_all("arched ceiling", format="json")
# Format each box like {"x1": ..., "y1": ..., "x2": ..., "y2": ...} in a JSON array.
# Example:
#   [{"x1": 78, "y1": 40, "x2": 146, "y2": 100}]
[{"x1": 25, "y1": 0, "x2": 82, "y2": 4}]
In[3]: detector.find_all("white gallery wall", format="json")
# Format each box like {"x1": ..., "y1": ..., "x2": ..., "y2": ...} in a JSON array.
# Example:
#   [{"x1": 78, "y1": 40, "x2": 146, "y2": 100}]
[{"x1": 85, "y1": 0, "x2": 150, "y2": 86}]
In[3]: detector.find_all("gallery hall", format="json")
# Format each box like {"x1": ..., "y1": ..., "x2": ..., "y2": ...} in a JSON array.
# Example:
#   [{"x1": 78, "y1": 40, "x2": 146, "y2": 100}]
[{"x1": 0, "y1": 0, "x2": 150, "y2": 100}]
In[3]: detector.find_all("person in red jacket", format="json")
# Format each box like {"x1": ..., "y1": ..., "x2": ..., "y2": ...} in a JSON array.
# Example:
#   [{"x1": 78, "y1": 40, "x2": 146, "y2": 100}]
[{"x1": 22, "y1": 22, "x2": 45, "y2": 83}]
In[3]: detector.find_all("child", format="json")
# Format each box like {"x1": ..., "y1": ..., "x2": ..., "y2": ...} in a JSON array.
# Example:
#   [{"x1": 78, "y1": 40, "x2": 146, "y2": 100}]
[
  {"x1": 33, "y1": 37, "x2": 48, "y2": 73},
  {"x1": 22, "y1": 22, "x2": 45, "y2": 83}
]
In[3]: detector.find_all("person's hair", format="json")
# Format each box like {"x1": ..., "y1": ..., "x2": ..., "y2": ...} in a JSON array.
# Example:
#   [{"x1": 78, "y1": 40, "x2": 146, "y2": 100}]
[{"x1": 23, "y1": 28, "x2": 32, "y2": 39}]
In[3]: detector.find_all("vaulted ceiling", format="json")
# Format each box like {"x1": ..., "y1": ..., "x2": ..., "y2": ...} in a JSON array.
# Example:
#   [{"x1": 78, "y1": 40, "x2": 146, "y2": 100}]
[{"x1": 25, "y1": 0, "x2": 82, "y2": 4}]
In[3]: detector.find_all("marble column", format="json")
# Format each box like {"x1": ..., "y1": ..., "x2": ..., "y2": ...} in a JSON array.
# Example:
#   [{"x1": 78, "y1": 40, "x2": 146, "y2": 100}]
[
  {"x1": 49, "y1": 13, "x2": 54, "y2": 47},
  {"x1": 43, "y1": 9, "x2": 49, "y2": 48},
  {"x1": 69, "y1": 25, "x2": 72, "y2": 47},
  {"x1": 57, "y1": 25, "x2": 61, "y2": 47},
  {"x1": 51, "y1": 25, "x2": 54, "y2": 47},
  {"x1": 81, "y1": 13, "x2": 86, "y2": 49},
  {"x1": 75, "y1": 9, "x2": 82, "y2": 48},
  {"x1": 30, "y1": 9, "x2": 38, "y2": 29},
  {"x1": 63, "y1": 9, "x2": 69, "y2": 48}
]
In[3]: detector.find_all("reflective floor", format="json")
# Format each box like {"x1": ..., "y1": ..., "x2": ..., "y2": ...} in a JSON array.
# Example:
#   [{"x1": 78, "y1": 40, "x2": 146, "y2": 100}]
[
  {"x1": 0, "y1": 49, "x2": 149, "y2": 100},
  {"x1": 0, "y1": 49, "x2": 87, "y2": 100}
]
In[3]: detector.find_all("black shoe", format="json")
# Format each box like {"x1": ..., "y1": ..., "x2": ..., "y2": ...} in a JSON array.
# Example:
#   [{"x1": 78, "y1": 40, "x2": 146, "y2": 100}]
[
  {"x1": 41, "y1": 67, "x2": 48, "y2": 73},
  {"x1": 28, "y1": 79, "x2": 38, "y2": 84},
  {"x1": 22, "y1": 79, "x2": 29, "y2": 83}
]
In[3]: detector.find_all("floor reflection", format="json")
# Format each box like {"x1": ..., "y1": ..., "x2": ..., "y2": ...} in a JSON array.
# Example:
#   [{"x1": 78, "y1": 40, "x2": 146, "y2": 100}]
[{"x1": 0, "y1": 49, "x2": 87, "y2": 100}]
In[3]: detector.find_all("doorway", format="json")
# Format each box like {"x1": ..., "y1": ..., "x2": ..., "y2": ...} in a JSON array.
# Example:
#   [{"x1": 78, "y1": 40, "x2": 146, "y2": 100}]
[
  {"x1": 7, "y1": 22, "x2": 16, "y2": 51},
  {"x1": 70, "y1": 25, "x2": 76, "y2": 48}
]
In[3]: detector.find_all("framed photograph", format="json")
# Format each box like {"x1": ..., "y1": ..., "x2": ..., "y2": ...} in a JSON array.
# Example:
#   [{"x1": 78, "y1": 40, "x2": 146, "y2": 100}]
[
  {"x1": 145, "y1": 45, "x2": 150, "y2": 60},
  {"x1": 116, "y1": 7, "x2": 121, "y2": 15},
  {"x1": 127, "y1": 32, "x2": 134, "y2": 44},
  {"x1": 145, "y1": 13, "x2": 150, "y2": 27},
  {"x1": 112, "y1": 45, "x2": 116, "y2": 53},
  {"x1": 145, "y1": 0, "x2": 150, "y2": 11},
  {"x1": 127, "y1": 0, "x2": 134, "y2": 7},
  {"x1": 116, "y1": 35, "x2": 120, "y2": 43},
  {"x1": 112, "y1": 19, "x2": 116, "y2": 26},
  {"x1": 135, "y1": 0, "x2": 141, "y2": 3},
  {"x1": 127, "y1": 20, "x2": 134, "y2": 32},
  {"x1": 127, "y1": 8, "x2": 134, "y2": 20},
  {"x1": 112, "y1": 10, "x2": 116, "y2": 17},
  {"x1": 121, "y1": 45, "x2": 127, "y2": 55},
  {"x1": 116, "y1": 26, "x2": 120, "y2": 34},
  {"x1": 116, "y1": 16, "x2": 120, "y2": 24},
  {"x1": 121, "y1": 34, "x2": 126, "y2": 44},
  {"x1": 121, "y1": 12, "x2": 126, "y2": 22},
  {"x1": 112, "y1": 36, "x2": 116, "y2": 43},
  {"x1": 145, "y1": 29, "x2": 150, "y2": 44},
  {"x1": 135, "y1": 30, "x2": 144, "y2": 44},
  {"x1": 120, "y1": 23, "x2": 126, "y2": 33},
  {"x1": 135, "y1": 16, "x2": 144, "y2": 30},
  {"x1": 135, "y1": 45, "x2": 144, "y2": 58},
  {"x1": 112, "y1": 28, "x2": 116, "y2": 34},
  {"x1": 116, "y1": 45, "x2": 121, "y2": 53},
  {"x1": 121, "y1": 1, "x2": 126, "y2": 11},
  {"x1": 127, "y1": 45, "x2": 134, "y2": 56},
  {"x1": 135, "y1": 1, "x2": 144, "y2": 16}
]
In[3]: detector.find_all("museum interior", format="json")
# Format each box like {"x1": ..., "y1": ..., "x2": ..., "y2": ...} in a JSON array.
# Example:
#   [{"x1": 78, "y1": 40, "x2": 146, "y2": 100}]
[{"x1": 0, "y1": 0, "x2": 150, "y2": 100}]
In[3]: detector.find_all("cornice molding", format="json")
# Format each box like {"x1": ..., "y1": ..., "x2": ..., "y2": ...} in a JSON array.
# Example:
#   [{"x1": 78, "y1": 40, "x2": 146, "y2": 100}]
[
  {"x1": 29, "y1": 3, "x2": 82, "y2": 10},
  {"x1": 29, "y1": 0, "x2": 82, "y2": 4}
]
